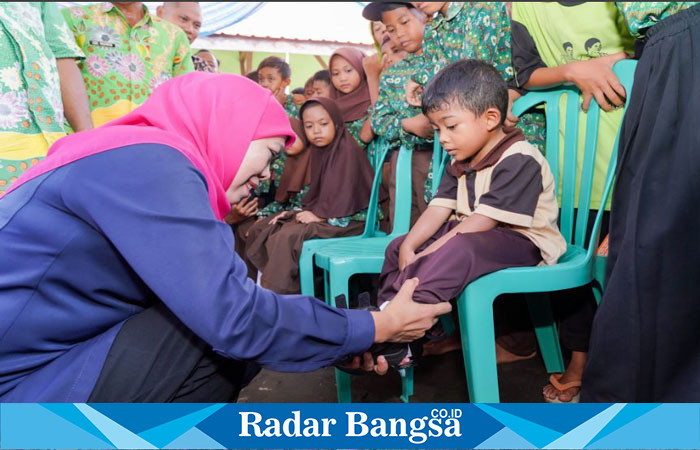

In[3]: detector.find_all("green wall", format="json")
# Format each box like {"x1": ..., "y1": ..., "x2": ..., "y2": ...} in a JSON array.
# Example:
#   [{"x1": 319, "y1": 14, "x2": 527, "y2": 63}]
[{"x1": 209, "y1": 50, "x2": 329, "y2": 90}]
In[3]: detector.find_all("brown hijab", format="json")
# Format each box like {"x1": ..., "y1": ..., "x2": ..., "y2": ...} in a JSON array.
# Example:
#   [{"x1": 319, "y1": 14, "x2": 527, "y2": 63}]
[
  {"x1": 300, "y1": 97, "x2": 375, "y2": 218},
  {"x1": 275, "y1": 117, "x2": 312, "y2": 203},
  {"x1": 328, "y1": 47, "x2": 371, "y2": 122}
]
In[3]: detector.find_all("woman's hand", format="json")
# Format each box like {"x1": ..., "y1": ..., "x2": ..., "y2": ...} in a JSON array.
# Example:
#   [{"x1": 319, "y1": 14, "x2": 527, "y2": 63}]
[
  {"x1": 398, "y1": 244, "x2": 418, "y2": 271},
  {"x1": 225, "y1": 197, "x2": 258, "y2": 225},
  {"x1": 296, "y1": 210, "x2": 324, "y2": 224},
  {"x1": 269, "y1": 211, "x2": 294, "y2": 225},
  {"x1": 563, "y1": 52, "x2": 629, "y2": 112},
  {"x1": 371, "y1": 278, "x2": 452, "y2": 343}
]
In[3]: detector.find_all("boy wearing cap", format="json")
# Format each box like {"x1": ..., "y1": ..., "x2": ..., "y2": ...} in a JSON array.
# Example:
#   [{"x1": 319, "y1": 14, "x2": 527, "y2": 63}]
[{"x1": 365, "y1": 1, "x2": 431, "y2": 228}]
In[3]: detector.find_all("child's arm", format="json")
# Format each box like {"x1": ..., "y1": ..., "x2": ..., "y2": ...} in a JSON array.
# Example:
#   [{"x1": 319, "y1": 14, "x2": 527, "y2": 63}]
[
  {"x1": 401, "y1": 113, "x2": 433, "y2": 139},
  {"x1": 359, "y1": 118, "x2": 375, "y2": 144},
  {"x1": 525, "y1": 53, "x2": 628, "y2": 112},
  {"x1": 511, "y1": 19, "x2": 629, "y2": 112},
  {"x1": 415, "y1": 213, "x2": 498, "y2": 260},
  {"x1": 371, "y1": 71, "x2": 403, "y2": 143},
  {"x1": 399, "y1": 205, "x2": 453, "y2": 270}
]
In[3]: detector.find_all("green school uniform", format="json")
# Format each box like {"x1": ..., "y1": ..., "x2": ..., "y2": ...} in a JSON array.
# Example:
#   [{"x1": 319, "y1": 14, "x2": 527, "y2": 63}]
[{"x1": 512, "y1": 1, "x2": 635, "y2": 210}]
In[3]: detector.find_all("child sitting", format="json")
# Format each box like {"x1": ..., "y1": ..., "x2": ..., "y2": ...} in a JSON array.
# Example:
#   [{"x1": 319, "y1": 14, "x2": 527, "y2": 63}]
[
  {"x1": 329, "y1": 47, "x2": 374, "y2": 149},
  {"x1": 374, "y1": 60, "x2": 566, "y2": 367},
  {"x1": 246, "y1": 97, "x2": 377, "y2": 294},
  {"x1": 311, "y1": 69, "x2": 332, "y2": 98}
]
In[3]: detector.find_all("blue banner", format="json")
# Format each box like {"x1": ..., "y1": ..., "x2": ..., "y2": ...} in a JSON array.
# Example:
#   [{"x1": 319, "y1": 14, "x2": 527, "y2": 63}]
[{"x1": 1, "y1": 403, "x2": 699, "y2": 449}]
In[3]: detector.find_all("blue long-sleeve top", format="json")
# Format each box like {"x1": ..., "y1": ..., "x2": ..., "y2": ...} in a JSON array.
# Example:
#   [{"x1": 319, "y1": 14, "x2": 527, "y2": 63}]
[{"x1": 0, "y1": 144, "x2": 374, "y2": 402}]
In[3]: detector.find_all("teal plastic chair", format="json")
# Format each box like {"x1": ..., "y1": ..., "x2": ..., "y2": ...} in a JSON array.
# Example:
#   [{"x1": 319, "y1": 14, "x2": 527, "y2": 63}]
[
  {"x1": 298, "y1": 138, "x2": 390, "y2": 298},
  {"x1": 455, "y1": 60, "x2": 637, "y2": 402},
  {"x1": 313, "y1": 144, "x2": 416, "y2": 403}
]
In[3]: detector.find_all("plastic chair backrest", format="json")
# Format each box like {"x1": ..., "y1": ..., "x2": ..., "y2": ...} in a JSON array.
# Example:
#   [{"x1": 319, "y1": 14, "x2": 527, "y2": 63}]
[
  {"x1": 430, "y1": 131, "x2": 451, "y2": 195},
  {"x1": 390, "y1": 145, "x2": 413, "y2": 237},
  {"x1": 510, "y1": 59, "x2": 636, "y2": 250},
  {"x1": 362, "y1": 137, "x2": 392, "y2": 238}
]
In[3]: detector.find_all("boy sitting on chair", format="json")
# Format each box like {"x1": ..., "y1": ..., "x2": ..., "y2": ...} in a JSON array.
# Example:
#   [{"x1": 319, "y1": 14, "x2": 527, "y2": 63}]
[{"x1": 375, "y1": 60, "x2": 567, "y2": 367}]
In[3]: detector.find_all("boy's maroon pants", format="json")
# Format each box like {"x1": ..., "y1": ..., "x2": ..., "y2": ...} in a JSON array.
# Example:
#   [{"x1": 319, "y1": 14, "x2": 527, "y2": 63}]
[{"x1": 377, "y1": 221, "x2": 542, "y2": 305}]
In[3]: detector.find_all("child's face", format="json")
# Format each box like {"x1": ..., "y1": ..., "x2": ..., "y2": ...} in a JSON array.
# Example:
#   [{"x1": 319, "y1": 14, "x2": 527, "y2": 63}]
[
  {"x1": 381, "y1": 7, "x2": 425, "y2": 54},
  {"x1": 304, "y1": 83, "x2": 315, "y2": 98},
  {"x1": 302, "y1": 104, "x2": 336, "y2": 147},
  {"x1": 312, "y1": 80, "x2": 331, "y2": 98},
  {"x1": 330, "y1": 56, "x2": 362, "y2": 95},
  {"x1": 381, "y1": 40, "x2": 408, "y2": 68},
  {"x1": 258, "y1": 67, "x2": 290, "y2": 94},
  {"x1": 411, "y1": 2, "x2": 447, "y2": 17},
  {"x1": 372, "y1": 21, "x2": 387, "y2": 43},
  {"x1": 427, "y1": 101, "x2": 501, "y2": 162}
]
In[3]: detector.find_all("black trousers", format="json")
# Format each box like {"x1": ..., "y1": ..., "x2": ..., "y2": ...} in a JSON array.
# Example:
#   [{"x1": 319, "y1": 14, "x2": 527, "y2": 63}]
[
  {"x1": 584, "y1": 5, "x2": 700, "y2": 402},
  {"x1": 89, "y1": 302, "x2": 259, "y2": 402}
]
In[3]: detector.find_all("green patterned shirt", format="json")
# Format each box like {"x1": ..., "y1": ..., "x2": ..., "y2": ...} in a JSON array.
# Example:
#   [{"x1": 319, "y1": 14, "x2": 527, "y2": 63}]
[
  {"x1": 615, "y1": 2, "x2": 697, "y2": 39},
  {"x1": 62, "y1": 2, "x2": 193, "y2": 127},
  {"x1": 283, "y1": 93, "x2": 299, "y2": 119},
  {"x1": 413, "y1": 2, "x2": 513, "y2": 85},
  {"x1": 0, "y1": 2, "x2": 84, "y2": 194},
  {"x1": 371, "y1": 53, "x2": 433, "y2": 151},
  {"x1": 257, "y1": 185, "x2": 310, "y2": 218}
]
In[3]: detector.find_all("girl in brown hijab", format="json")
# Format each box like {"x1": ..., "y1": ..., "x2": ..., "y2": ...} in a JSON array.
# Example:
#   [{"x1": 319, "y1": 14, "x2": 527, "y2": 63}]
[
  {"x1": 246, "y1": 97, "x2": 376, "y2": 294},
  {"x1": 329, "y1": 47, "x2": 375, "y2": 149}
]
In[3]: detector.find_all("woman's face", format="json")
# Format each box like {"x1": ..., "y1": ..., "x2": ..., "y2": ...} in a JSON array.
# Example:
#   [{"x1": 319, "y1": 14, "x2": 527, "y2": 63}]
[
  {"x1": 226, "y1": 137, "x2": 286, "y2": 204},
  {"x1": 330, "y1": 55, "x2": 362, "y2": 95},
  {"x1": 302, "y1": 104, "x2": 336, "y2": 147}
]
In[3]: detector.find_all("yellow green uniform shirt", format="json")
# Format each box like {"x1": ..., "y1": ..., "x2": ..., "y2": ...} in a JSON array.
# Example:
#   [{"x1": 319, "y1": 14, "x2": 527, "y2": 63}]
[
  {"x1": 62, "y1": 2, "x2": 193, "y2": 127},
  {"x1": 512, "y1": 2, "x2": 635, "y2": 210},
  {"x1": 0, "y1": 2, "x2": 84, "y2": 194}
]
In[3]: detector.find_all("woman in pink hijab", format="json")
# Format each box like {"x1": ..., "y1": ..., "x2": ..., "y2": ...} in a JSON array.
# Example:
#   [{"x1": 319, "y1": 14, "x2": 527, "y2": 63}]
[{"x1": 0, "y1": 73, "x2": 449, "y2": 402}]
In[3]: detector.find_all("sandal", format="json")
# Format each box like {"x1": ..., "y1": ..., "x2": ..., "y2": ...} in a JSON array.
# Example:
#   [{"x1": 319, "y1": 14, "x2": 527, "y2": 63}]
[{"x1": 543, "y1": 373, "x2": 581, "y2": 403}]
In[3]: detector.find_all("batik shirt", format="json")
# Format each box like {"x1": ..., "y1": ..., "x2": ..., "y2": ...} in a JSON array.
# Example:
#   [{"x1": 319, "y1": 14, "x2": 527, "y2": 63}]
[
  {"x1": 371, "y1": 53, "x2": 432, "y2": 152},
  {"x1": 62, "y1": 2, "x2": 193, "y2": 127},
  {"x1": 283, "y1": 94, "x2": 299, "y2": 119},
  {"x1": 0, "y1": 2, "x2": 84, "y2": 195},
  {"x1": 412, "y1": 2, "x2": 513, "y2": 85},
  {"x1": 615, "y1": 2, "x2": 697, "y2": 39},
  {"x1": 257, "y1": 185, "x2": 310, "y2": 218}
]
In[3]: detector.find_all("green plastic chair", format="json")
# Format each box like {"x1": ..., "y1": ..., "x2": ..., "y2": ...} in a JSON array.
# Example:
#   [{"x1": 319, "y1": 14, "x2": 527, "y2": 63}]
[
  {"x1": 298, "y1": 138, "x2": 390, "y2": 299},
  {"x1": 455, "y1": 60, "x2": 637, "y2": 403},
  {"x1": 312, "y1": 143, "x2": 416, "y2": 403}
]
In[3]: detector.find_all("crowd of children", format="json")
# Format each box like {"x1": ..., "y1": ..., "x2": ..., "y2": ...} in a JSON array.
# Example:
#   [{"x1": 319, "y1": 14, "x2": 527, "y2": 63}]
[{"x1": 227, "y1": 1, "x2": 697, "y2": 403}]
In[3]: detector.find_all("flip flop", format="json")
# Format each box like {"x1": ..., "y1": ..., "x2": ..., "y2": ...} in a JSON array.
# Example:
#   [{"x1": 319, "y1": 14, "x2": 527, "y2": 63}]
[{"x1": 543, "y1": 373, "x2": 581, "y2": 403}]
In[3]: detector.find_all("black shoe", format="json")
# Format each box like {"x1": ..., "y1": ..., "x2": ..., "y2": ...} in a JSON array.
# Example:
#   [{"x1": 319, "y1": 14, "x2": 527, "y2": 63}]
[{"x1": 334, "y1": 293, "x2": 421, "y2": 374}]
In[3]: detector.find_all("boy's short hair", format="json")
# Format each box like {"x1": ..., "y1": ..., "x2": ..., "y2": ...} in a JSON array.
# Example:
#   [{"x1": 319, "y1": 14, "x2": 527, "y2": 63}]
[
  {"x1": 304, "y1": 77, "x2": 314, "y2": 88},
  {"x1": 245, "y1": 70, "x2": 258, "y2": 82},
  {"x1": 257, "y1": 56, "x2": 291, "y2": 80},
  {"x1": 422, "y1": 59, "x2": 508, "y2": 126},
  {"x1": 291, "y1": 87, "x2": 305, "y2": 95},
  {"x1": 312, "y1": 69, "x2": 331, "y2": 85}
]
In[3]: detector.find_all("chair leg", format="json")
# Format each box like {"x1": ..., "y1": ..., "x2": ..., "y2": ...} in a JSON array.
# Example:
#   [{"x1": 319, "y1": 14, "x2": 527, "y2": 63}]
[
  {"x1": 299, "y1": 247, "x2": 315, "y2": 297},
  {"x1": 399, "y1": 367, "x2": 414, "y2": 403},
  {"x1": 334, "y1": 369, "x2": 352, "y2": 403},
  {"x1": 329, "y1": 267, "x2": 352, "y2": 402},
  {"x1": 591, "y1": 282, "x2": 603, "y2": 306},
  {"x1": 525, "y1": 293, "x2": 565, "y2": 374},
  {"x1": 456, "y1": 287, "x2": 500, "y2": 403}
]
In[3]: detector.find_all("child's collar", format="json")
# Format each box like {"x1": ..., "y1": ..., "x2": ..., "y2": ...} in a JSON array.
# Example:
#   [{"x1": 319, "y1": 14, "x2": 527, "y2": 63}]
[{"x1": 450, "y1": 127, "x2": 526, "y2": 177}]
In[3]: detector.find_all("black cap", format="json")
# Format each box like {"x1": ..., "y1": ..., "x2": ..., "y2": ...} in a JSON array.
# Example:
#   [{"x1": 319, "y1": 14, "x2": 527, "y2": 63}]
[{"x1": 362, "y1": 1, "x2": 414, "y2": 22}]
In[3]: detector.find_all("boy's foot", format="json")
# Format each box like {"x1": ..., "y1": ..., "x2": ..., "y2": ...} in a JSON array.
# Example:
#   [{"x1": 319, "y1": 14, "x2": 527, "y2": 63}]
[{"x1": 496, "y1": 342, "x2": 537, "y2": 364}]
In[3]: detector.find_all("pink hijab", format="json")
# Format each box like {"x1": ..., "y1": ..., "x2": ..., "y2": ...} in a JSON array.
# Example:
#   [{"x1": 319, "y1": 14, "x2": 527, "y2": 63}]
[{"x1": 5, "y1": 72, "x2": 295, "y2": 220}]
